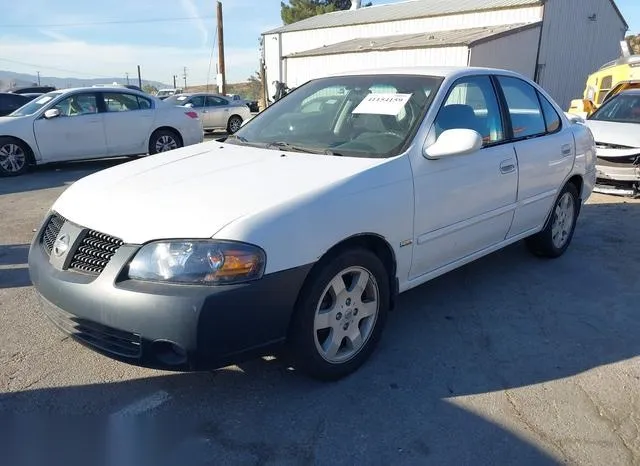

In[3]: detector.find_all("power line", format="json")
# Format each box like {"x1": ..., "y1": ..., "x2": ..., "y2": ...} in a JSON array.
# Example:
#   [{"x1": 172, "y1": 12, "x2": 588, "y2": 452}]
[
  {"x1": 0, "y1": 57, "x2": 114, "y2": 79},
  {"x1": 0, "y1": 15, "x2": 216, "y2": 29}
]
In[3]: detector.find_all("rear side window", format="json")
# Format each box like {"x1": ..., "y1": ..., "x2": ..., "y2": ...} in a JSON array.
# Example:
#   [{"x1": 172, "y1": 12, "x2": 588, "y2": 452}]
[
  {"x1": 497, "y1": 76, "x2": 546, "y2": 139},
  {"x1": 537, "y1": 92, "x2": 561, "y2": 133},
  {"x1": 137, "y1": 96, "x2": 152, "y2": 109},
  {"x1": 0, "y1": 94, "x2": 27, "y2": 111}
]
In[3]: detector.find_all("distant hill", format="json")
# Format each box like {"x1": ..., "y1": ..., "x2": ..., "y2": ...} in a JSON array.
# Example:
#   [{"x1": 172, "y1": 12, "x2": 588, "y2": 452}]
[{"x1": 0, "y1": 70, "x2": 170, "y2": 91}]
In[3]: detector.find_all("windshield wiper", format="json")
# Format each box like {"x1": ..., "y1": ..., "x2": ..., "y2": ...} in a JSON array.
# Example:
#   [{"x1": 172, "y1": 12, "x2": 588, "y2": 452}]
[{"x1": 265, "y1": 141, "x2": 327, "y2": 154}]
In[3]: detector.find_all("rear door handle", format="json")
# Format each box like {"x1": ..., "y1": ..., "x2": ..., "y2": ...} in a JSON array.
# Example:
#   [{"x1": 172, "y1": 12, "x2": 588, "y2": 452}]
[
  {"x1": 561, "y1": 144, "x2": 573, "y2": 156},
  {"x1": 500, "y1": 159, "x2": 516, "y2": 174}
]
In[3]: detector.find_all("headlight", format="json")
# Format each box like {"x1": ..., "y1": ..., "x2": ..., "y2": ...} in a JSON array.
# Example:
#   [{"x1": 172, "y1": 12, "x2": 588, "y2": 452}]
[{"x1": 127, "y1": 240, "x2": 266, "y2": 285}]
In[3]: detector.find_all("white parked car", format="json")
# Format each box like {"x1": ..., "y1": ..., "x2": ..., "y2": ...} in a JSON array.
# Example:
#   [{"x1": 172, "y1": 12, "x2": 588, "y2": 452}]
[
  {"x1": 164, "y1": 93, "x2": 252, "y2": 133},
  {"x1": 583, "y1": 89, "x2": 640, "y2": 197},
  {"x1": 0, "y1": 87, "x2": 203, "y2": 176},
  {"x1": 29, "y1": 67, "x2": 596, "y2": 380}
]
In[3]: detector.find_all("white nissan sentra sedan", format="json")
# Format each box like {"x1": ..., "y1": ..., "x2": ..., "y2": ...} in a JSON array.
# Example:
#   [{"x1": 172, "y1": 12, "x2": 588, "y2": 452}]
[
  {"x1": 28, "y1": 67, "x2": 596, "y2": 380},
  {"x1": 0, "y1": 86, "x2": 203, "y2": 176}
]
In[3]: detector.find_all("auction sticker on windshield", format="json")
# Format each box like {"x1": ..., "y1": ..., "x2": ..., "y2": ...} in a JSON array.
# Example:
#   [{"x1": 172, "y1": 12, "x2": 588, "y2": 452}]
[
  {"x1": 353, "y1": 93, "x2": 412, "y2": 115},
  {"x1": 35, "y1": 96, "x2": 53, "y2": 105}
]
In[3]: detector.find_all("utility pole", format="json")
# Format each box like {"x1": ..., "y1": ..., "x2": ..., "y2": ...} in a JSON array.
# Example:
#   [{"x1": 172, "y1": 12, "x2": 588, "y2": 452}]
[
  {"x1": 182, "y1": 67, "x2": 188, "y2": 89},
  {"x1": 173, "y1": 75, "x2": 177, "y2": 89},
  {"x1": 217, "y1": 1, "x2": 226, "y2": 95},
  {"x1": 36, "y1": 71, "x2": 41, "y2": 85},
  {"x1": 137, "y1": 65, "x2": 142, "y2": 88},
  {"x1": 125, "y1": 72, "x2": 130, "y2": 85}
]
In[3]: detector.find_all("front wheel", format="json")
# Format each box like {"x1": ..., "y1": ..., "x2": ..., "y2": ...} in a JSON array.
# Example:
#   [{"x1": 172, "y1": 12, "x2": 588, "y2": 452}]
[
  {"x1": 525, "y1": 182, "x2": 580, "y2": 258},
  {"x1": 149, "y1": 129, "x2": 182, "y2": 155},
  {"x1": 0, "y1": 137, "x2": 31, "y2": 177},
  {"x1": 287, "y1": 249, "x2": 390, "y2": 381},
  {"x1": 227, "y1": 116, "x2": 243, "y2": 134}
]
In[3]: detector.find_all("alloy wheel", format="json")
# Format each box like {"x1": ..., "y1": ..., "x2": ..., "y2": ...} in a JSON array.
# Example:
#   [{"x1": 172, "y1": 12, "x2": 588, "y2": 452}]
[{"x1": 0, "y1": 143, "x2": 26, "y2": 173}]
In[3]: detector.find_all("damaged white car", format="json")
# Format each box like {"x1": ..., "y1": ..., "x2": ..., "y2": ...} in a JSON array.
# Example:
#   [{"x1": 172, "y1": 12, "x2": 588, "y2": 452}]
[{"x1": 585, "y1": 89, "x2": 640, "y2": 197}]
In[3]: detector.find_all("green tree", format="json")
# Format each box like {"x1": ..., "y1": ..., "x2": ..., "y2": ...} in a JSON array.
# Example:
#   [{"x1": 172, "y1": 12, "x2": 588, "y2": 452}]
[
  {"x1": 143, "y1": 84, "x2": 158, "y2": 95},
  {"x1": 626, "y1": 34, "x2": 640, "y2": 54},
  {"x1": 281, "y1": 0, "x2": 371, "y2": 25}
]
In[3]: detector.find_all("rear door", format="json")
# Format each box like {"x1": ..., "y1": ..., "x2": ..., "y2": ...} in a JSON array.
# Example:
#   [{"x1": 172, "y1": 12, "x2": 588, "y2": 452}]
[
  {"x1": 494, "y1": 76, "x2": 575, "y2": 238},
  {"x1": 101, "y1": 92, "x2": 155, "y2": 156}
]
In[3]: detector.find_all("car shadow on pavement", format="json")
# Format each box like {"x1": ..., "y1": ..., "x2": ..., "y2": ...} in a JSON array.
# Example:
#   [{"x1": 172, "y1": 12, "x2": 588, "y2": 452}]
[
  {"x1": 0, "y1": 244, "x2": 30, "y2": 288},
  {"x1": 1, "y1": 201, "x2": 638, "y2": 465},
  {"x1": 0, "y1": 158, "x2": 133, "y2": 196}
]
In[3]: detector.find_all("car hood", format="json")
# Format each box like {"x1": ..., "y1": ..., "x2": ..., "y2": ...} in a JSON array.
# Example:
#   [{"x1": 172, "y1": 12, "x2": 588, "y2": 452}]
[
  {"x1": 585, "y1": 120, "x2": 640, "y2": 148},
  {"x1": 52, "y1": 140, "x2": 388, "y2": 244}
]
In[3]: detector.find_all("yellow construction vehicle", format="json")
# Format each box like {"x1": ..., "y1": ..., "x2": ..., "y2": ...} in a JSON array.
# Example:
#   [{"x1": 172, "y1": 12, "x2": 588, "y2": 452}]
[{"x1": 568, "y1": 54, "x2": 640, "y2": 118}]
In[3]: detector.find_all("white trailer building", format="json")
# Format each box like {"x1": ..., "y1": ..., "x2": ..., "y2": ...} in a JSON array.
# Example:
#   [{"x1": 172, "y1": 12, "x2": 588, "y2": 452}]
[{"x1": 262, "y1": 0, "x2": 628, "y2": 109}]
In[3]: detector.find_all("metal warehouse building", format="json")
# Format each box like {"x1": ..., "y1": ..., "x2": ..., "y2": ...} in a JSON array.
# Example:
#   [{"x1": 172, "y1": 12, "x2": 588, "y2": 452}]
[{"x1": 262, "y1": 0, "x2": 629, "y2": 109}]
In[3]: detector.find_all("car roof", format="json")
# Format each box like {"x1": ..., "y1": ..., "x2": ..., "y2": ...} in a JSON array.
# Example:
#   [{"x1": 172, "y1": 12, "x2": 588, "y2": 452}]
[
  {"x1": 328, "y1": 66, "x2": 524, "y2": 79},
  {"x1": 49, "y1": 86, "x2": 149, "y2": 95},
  {"x1": 617, "y1": 89, "x2": 640, "y2": 96}
]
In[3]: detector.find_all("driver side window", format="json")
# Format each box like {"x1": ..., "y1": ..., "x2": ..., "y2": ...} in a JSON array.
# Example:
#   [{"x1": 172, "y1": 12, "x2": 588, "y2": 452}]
[
  {"x1": 53, "y1": 93, "x2": 98, "y2": 117},
  {"x1": 433, "y1": 76, "x2": 505, "y2": 145}
]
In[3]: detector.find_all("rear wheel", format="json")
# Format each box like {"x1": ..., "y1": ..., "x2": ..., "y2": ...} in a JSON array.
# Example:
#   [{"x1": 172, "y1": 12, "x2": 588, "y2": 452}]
[
  {"x1": 0, "y1": 137, "x2": 31, "y2": 177},
  {"x1": 149, "y1": 129, "x2": 182, "y2": 155},
  {"x1": 287, "y1": 249, "x2": 390, "y2": 381},
  {"x1": 227, "y1": 116, "x2": 243, "y2": 134},
  {"x1": 525, "y1": 182, "x2": 580, "y2": 258}
]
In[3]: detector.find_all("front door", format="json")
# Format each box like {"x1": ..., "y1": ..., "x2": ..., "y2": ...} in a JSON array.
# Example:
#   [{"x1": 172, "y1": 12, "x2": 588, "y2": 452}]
[
  {"x1": 494, "y1": 76, "x2": 575, "y2": 237},
  {"x1": 205, "y1": 95, "x2": 231, "y2": 128},
  {"x1": 33, "y1": 92, "x2": 107, "y2": 162},
  {"x1": 410, "y1": 75, "x2": 519, "y2": 278}
]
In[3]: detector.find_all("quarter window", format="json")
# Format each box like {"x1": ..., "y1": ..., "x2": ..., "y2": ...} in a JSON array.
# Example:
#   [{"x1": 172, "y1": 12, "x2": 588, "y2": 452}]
[
  {"x1": 433, "y1": 75, "x2": 505, "y2": 144},
  {"x1": 497, "y1": 76, "x2": 546, "y2": 139},
  {"x1": 188, "y1": 96, "x2": 206, "y2": 108}
]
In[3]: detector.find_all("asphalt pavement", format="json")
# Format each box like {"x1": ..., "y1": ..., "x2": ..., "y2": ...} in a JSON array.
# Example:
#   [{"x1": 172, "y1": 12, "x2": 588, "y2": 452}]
[{"x1": 1, "y1": 157, "x2": 639, "y2": 466}]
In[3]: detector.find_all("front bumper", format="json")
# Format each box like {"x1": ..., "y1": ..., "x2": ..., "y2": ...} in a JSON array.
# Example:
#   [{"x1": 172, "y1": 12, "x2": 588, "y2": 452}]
[
  {"x1": 594, "y1": 164, "x2": 640, "y2": 196},
  {"x1": 28, "y1": 215, "x2": 311, "y2": 371}
]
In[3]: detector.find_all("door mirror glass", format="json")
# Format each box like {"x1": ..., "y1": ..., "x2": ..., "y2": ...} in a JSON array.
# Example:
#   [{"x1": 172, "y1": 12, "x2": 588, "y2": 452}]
[
  {"x1": 184, "y1": 102, "x2": 194, "y2": 108},
  {"x1": 43, "y1": 108, "x2": 61, "y2": 119},
  {"x1": 424, "y1": 128, "x2": 482, "y2": 159}
]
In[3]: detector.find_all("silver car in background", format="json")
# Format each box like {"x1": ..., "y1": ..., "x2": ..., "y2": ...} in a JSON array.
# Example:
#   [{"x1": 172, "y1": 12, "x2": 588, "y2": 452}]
[
  {"x1": 585, "y1": 89, "x2": 640, "y2": 197},
  {"x1": 165, "y1": 93, "x2": 252, "y2": 134}
]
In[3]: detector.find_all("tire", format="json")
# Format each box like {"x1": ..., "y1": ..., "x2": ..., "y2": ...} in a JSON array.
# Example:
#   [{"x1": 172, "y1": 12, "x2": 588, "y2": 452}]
[
  {"x1": 287, "y1": 249, "x2": 390, "y2": 381},
  {"x1": 227, "y1": 116, "x2": 243, "y2": 134},
  {"x1": 525, "y1": 182, "x2": 580, "y2": 258},
  {"x1": 0, "y1": 137, "x2": 32, "y2": 177},
  {"x1": 149, "y1": 129, "x2": 182, "y2": 155}
]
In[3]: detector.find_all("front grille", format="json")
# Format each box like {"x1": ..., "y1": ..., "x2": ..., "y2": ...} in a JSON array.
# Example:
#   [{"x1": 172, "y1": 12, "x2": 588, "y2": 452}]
[
  {"x1": 43, "y1": 301, "x2": 141, "y2": 358},
  {"x1": 69, "y1": 229, "x2": 124, "y2": 275},
  {"x1": 41, "y1": 214, "x2": 65, "y2": 256}
]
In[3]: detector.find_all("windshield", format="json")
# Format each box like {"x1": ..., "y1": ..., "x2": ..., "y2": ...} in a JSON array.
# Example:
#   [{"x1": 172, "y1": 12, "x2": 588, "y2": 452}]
[
  {"x1": 589, "y1": 93, "x2": 640, "y2": 123},
  {"x1": 229, "y1": 74, "x2": 443, "y2": 158},
  {"x1": 8, "y1": 91, "x2": 64, "y2": 117}
]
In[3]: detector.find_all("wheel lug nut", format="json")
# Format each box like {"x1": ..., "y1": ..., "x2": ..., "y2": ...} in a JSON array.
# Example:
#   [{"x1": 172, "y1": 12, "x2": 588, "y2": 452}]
[
  {"x1": 336, "y1": 312, "x2": 342, "y2": 320},
  {"x1": 354, "y1": 309, "x2": 358, "y2": 316},
  {"x1": 346, "y1": 298, "x2": 351, "y2": 306},
  {"x1": 343, "y1": 323, "x2": 349, "y2": 330}
]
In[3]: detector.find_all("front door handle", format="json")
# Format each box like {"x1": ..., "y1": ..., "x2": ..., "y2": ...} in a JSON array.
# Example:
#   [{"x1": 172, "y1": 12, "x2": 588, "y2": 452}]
[
  {"x1": 561, "y1": 144, "x2": 572, "y2": 156},
  {"x1": 500, "y1": 159, "x2": 516, "y2": 174}
]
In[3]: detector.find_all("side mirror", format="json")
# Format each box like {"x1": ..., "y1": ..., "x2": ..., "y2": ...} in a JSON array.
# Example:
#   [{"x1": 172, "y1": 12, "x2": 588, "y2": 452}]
[
  {"x1": 424, "y1": 128, "x2": 483, "y2": 159},
  {"x1": 43, "y1": 108, "x2": 60, "y2": 119},
  {"x1": 184, "y1": 103, "x2": 194, "y2": 108}
]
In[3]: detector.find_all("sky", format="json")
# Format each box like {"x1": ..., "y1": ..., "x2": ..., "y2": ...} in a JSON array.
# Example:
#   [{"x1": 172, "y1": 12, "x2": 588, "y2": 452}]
[{"x1": 0, "y1": 0, "x2": 638, "y2": 87}]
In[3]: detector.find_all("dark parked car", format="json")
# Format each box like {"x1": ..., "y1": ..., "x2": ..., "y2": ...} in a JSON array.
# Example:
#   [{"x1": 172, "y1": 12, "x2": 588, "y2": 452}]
[
  {"x1": 9, "y1": 86, "x2": 56, "y2": 95},
  {"x1": 0, "y1": 92, "x2": 30, "y2": 116}
]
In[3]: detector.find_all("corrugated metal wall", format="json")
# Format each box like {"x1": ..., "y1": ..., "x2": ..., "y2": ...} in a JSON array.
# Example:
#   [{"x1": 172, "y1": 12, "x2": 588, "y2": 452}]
[
  {"x1": 284, "y1": 47, "x2": 469, "y2": 87},
  {"x1": 469, "y1": 26, "x2": 541, "y2": 78},
  {"x1": 280, "y1": 7, "x2": 543, "y2": 57},
  {"x1": 537, "y1": 0, "x2": 627, "y2": 109}
]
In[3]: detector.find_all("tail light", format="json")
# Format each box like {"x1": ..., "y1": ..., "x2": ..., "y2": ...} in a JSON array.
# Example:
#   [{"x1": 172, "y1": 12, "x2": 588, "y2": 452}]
[{"x1": 185, "y1": 111, "x2": 199, "y2": 119}]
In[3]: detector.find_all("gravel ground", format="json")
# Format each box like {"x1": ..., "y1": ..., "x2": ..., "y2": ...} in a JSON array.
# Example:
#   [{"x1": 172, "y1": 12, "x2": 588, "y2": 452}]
[{"x1": 0, "y1": 159, "x2": 638, "y2": 466}]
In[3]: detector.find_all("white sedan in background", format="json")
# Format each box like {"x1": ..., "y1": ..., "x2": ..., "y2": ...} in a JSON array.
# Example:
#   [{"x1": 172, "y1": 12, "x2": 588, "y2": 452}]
[
  {"x1": 164, "y1": 93, "x2": 252, "y2": 134},
  {"x1": 0, "y1": 87, "x2": 203, "y2": 177}
]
